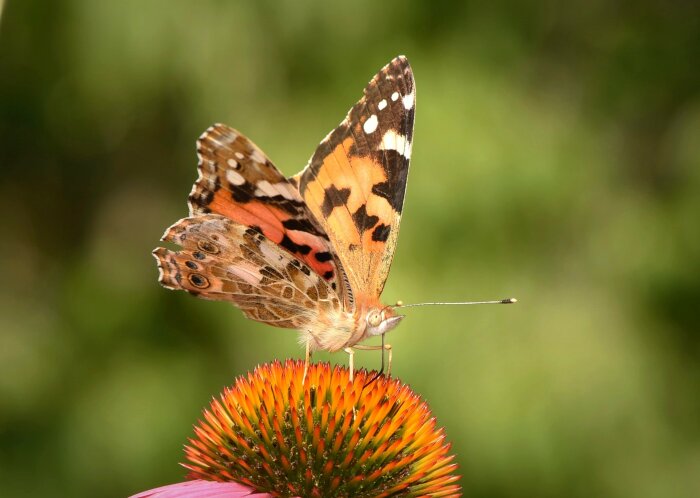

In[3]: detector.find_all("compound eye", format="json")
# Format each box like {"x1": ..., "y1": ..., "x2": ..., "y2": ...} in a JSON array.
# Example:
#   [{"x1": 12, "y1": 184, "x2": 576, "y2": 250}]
[{"x1": 367, "y1": 311, "x2": 382, "y2": 327}]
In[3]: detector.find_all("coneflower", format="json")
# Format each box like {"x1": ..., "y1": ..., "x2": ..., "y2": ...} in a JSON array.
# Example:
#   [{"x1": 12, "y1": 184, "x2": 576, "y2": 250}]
[{"x1": 132, "y1": 360, "x2": 460, "y2": 497}]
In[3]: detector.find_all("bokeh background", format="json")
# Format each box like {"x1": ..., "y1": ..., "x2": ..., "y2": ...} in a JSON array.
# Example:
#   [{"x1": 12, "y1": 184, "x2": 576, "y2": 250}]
[{"x1": 2, "y1": 1, "x2": 699, "y2": 496}]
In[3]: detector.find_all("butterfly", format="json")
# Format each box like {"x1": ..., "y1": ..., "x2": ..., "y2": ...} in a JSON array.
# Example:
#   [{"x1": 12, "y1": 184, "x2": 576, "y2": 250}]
[{"x1": 153, "y1": 56, "x2": 414, "y2": 380}]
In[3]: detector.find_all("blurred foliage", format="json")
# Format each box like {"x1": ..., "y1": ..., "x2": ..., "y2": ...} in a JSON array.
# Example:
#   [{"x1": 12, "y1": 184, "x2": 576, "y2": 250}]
[{"x1": 1, "y1": 1, "x2": 699, "y2": 497}]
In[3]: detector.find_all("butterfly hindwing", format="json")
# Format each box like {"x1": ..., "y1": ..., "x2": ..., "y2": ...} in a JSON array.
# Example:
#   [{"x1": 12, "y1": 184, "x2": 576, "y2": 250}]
[
  {"x1": 153, "y1": 214, "x2": 341, "y2": 329},
  {"x1": 189, "y1": 124, "x2": 342, "y2": 293},
  {"x1": 292, "y1": 56, "x2": 415, "y2": 303}
]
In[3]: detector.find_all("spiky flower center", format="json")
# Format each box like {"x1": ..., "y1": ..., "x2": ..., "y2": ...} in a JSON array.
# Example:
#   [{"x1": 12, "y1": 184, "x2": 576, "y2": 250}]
[{"x1": 185, "y1": 360, "x2": 460, "y2": 497}]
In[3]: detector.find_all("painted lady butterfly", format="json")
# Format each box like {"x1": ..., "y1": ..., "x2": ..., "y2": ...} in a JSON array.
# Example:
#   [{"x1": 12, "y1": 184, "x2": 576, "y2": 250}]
[{"x1": 154, "y1": 56, "x2": 515, "y2": 379}]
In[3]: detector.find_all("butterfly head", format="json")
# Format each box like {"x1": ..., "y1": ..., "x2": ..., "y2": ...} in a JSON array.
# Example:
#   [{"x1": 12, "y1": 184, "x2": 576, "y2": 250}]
[{"x1": 365, "y1": 306, "x2": 404, "y2": 337}]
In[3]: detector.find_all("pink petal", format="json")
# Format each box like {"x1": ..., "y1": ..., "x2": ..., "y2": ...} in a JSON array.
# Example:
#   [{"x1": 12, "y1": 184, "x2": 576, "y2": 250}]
[{"x1": 129, "y1": 480, "x2": 276, "y2": 498}]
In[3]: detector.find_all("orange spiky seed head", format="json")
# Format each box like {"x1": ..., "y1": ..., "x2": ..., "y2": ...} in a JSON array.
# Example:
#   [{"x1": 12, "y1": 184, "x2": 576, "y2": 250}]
[{"x1": 184, "y1": 360, "x2": 461, "y2": 497}]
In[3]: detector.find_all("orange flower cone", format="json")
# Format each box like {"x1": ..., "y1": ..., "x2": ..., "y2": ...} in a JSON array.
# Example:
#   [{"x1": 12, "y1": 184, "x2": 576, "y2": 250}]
[{"x1": 132, "y1": 360, "x2": 460, "y2": 497}]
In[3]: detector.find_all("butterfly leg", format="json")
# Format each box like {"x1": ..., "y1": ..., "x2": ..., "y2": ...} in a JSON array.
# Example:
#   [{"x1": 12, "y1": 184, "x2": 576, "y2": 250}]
[
  {"x1": 386, "y1": 343, "x2": 393, "y2": 376},
  {"x1": 343, "y1": 347, "x2": 355, "y2": 382},
  {"x1": 354, "y1": 343, "x2": 393, "y2": 377},
  {"x1": 303, "y1": 339, "x2": 312, "y2": 384}
]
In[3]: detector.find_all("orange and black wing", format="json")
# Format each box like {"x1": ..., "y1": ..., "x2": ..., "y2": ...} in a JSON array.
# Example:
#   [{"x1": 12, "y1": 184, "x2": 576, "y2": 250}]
[
  {"x1": 187, "y1": 124, "x2": 342, "y2": 294},
  {"x1": 292, "y1": 56, "x2": 415, "y2": 306}
]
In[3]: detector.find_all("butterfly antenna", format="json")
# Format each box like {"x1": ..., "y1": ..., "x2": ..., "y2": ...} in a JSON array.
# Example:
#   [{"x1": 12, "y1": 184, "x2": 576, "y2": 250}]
[{"x1": 394, "y1": 298, "x2": 517, "y2": 308}]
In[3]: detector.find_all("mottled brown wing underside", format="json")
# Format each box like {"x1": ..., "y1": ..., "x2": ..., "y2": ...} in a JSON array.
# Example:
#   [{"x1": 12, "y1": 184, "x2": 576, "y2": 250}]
[
  {"x1": 153, "y1": 214, "x2": 341, "y2": 329},
  {"x1": 292, "y1": 56, "x2": 415, "y2": 302}
]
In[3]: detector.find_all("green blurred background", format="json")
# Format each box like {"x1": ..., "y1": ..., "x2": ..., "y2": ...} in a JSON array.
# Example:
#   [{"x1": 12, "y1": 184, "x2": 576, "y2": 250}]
[{"x1": 1, "y1": 1, "x2": 699, "y2": 496}]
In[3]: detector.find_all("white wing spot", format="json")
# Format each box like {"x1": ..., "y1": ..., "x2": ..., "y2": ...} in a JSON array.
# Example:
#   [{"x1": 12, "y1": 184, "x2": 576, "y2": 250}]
[
  {"x1": 250, "y1": 148, "x2": 266, "y2": 164},
  {"x1": 226, "y1": 158, "x2": 240, "y2": 169},
  {"x1": 378, "y1": 99, "x2": 388, "y2": 111},
  {"x1": 235, "y1": 152, "x2": 245, "y2": 159},
  {"x1": 226, "y1": 169, "x2": 246, "y2": 186},
  {"x1": 260, "y1": 242, "x2": 286, "y2": 266},
  {"x1": 277, "y1": 183, "x2": 298, "y2": 200},
  {"x1": 254, "y1": 180, "x2": 277, "y2": 197},
  {"x1": 391, "y1": 92, "x2": 399, "y2": 101},
  {"x1": 228, "y1": 264, "x2": 263, "y2": 285},
  {"x1": 402, "y1": 90, "x2": 415, "y2": 110},
  {"x1": 378, "y1": 130, "x2": 411, "y2": 159},
  {"x1": 254, "y1": 181, "x2": 298, "y2": 200},
  {"x1": 363, "y1": 115, "x2": 379, "y2": 134}
]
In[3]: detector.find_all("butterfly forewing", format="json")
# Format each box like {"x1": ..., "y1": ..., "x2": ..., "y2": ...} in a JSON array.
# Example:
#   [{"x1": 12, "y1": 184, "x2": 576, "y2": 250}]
[
  {"x1": 189, "y1": 124, "x2": 342, "y2": 294},
  {"x1": 292, "y1": 56, "x2": 415, "y2": 302}
]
